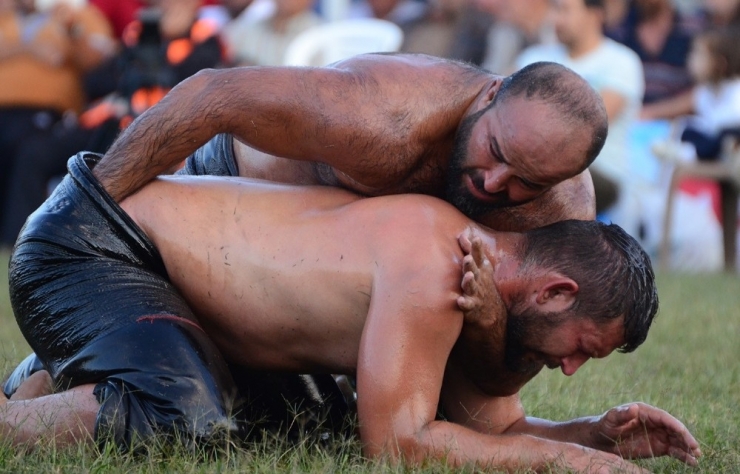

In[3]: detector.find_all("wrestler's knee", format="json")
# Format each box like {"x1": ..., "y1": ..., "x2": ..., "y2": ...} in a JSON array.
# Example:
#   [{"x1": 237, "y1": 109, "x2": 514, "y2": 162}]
[{"x1": 93, "y1": 376, "x2": 238, "y2": 450}]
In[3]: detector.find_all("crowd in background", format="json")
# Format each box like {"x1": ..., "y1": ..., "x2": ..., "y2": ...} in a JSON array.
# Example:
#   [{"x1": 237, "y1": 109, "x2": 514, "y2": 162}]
[{"x1": 1, "y1": 0, "x2": 739, "y2": 271}]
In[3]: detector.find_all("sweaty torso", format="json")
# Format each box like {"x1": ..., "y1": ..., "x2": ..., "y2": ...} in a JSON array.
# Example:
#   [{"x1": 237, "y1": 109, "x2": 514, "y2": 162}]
[{"x1": 122, "y1": 175, "x2": 471, "y2": 375}]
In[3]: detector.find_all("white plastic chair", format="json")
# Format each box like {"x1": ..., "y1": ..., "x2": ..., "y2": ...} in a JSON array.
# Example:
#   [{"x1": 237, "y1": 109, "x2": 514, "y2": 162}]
[
  {"x1": 656, "y1": 135, "x2": 740, "y2": 272},
  {"x1": 282, "y1": 18, "x2": 404, "y2": 67}
]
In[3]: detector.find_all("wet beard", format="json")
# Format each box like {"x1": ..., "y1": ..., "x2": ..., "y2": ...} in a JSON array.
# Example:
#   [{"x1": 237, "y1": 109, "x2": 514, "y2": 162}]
[
  {"x1": 446, "y1": 109, "x2": 515, "y2": 218},
  {"x1": 503, "y1": 307, "x2": 566, "y2": 375}
]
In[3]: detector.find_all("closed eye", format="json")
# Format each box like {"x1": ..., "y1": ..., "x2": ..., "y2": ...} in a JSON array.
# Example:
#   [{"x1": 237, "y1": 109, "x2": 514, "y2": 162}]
[
  {"x1": 491, "y1": 137, "x2": 509, "y2": 165},
  {"x1": 489, "y1": 143, "x2": 504, "y2": 163},
  {"x1": 518, "y1": 177, "x2": 545, "y2": 191}
]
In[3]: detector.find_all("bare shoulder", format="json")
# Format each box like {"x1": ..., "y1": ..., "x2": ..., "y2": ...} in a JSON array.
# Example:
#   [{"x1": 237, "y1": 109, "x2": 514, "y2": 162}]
[
  {"x1": 332, "y1": 54, "x2": 491, "y2": 111},
  {"x1": 354, "y1": 193, "x2": 470, "y2": 235},
  {"x1": 335, "y1": 53, "x2": 490, "y2": 83},
  {"x1": 353, "y1": 194, "x2": 470, "y2": 286},
  {"x1": 479, "y1": 171, "x2": 596, "y2": 232},
  {"x1": 359, "y1": 195, "x2": 470, "y2": 331}
]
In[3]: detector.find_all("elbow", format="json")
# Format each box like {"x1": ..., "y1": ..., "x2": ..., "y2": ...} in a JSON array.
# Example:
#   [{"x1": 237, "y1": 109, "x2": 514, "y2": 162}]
[
  {"x1": 177, "y1": 68, "x2": 220, "y2": 96},
  {"x1": 161, "y1": 68, "x2": 232, "y2": 129}
]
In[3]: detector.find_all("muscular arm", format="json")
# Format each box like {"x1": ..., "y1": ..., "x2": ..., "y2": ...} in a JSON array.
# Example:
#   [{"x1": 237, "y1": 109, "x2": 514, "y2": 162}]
[
  {"x1": 357, "y1": 234, "x2": 632, "y2": 472},
  {"x1": 95, "y1": 54, "x2": 485, "y2": 201},
  {"x1": 441, "y1": 360, "x2": 700, "y2": 468},
  {"x1": 505, "y1": 405, "x2": 701, "y2": 466}
]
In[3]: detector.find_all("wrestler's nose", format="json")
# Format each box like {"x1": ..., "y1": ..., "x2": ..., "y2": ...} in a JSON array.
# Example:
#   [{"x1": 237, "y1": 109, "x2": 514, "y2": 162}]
[
  {"x1": 483, "y1": 166, "x2": 512, "y2": 195},
  {"x1": 560, "y1": 353, "x2": 590, "y2": 376}
]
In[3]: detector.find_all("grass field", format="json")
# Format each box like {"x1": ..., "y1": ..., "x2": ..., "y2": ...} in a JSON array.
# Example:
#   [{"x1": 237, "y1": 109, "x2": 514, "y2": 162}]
[{"x1": 0, "y1": 250, "x2": 738, "y2": 473}]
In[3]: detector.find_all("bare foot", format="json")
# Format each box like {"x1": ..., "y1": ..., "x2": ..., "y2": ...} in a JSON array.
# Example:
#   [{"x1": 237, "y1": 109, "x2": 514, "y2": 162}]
[{"x1": 10, "y1": 370, "x2": 53, "y2": 401}]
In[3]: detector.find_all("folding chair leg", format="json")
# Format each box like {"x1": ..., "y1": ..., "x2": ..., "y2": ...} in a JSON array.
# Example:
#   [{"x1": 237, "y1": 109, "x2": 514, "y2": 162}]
[{"x1": 660, "y1": 168, "x2": 681, "y2": 271}]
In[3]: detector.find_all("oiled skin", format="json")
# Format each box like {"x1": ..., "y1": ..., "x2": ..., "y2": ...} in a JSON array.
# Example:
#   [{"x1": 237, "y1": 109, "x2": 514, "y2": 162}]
[
  {"x1": 118, "y1": 176, "x2": 631, "y2": 472},
  {"x1": 97, "y1": 54, "x2": 597, "y2": 231}
]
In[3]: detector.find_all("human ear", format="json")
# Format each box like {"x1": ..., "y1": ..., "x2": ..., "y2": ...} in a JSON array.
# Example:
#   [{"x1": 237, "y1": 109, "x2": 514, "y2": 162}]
[
  {"x1": 476, "y1": 77, "x2": 504, "y2": 112},
  {"x1": 535, "y1": 275, "x2": 579, "y2": 313}
]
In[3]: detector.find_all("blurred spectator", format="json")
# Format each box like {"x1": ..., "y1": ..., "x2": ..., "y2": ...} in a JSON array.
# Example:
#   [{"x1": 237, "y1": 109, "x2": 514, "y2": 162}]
[
  {"x1": 348, "y1": 0, "x2": 425, "y2": 24},
  {"x1": 653, "y1": 26, "x2": 740, "y2": 161},
  {"x1": 200, "y1": 0, "x2": 255, "y2": 28},
  {"x1": 0, "y1": 0, "x2": 115, "y2": 247},
  {"x1": 224, "y1": 0, "x2": 321, "y2": 66},
  {"x1": 517, "y1": 0, "x2": 644, "y2": 219},
  {"x1": 697, "y1": 0, "x2": 740, "y2": 27},
  {"x1": 631, "y1": 0, "x2": 739, "y2": 121},
  {"x1": 611, "y1": 0, "x2": 696, "y2": 106},
  {"x1": 399, "y1": 0, "x2": 490, "y2": 62},
  {"x1": 479, "y1": 0, "x2": 557, "y2": 74},
  {"x1": 220, "y1": 0, "x2": 276, "y2": 49},
  {"x1": 0, "y1": 0, "x2": 224, "y2": 246},
  {"x1": 603, "y1": 0, "x2": 630, "y2": 36},
  {"x1": 89, "y1": 0, "x2": 145, "y2": 39}
]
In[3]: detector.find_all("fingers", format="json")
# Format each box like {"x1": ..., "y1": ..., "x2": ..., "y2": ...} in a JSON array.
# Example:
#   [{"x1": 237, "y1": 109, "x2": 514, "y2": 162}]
[
  {"x1": 461, "y1": 270, "x2": 478, "y2": 294},
  {"x1": 638, "y1": 404, "x2": 700, "y2": 453},
  {"x1": 614, "y1": 403, "x2": 702, "y2": 464},
  {"x1": 458, "y1": 271, "x2": 479, "y2": 310},
  {"x1": 457, "y1": 295, "x2": 475, "y2": 311},
  {"x1": 667, "y1": 445, "x2": 699, "y2": 467},
  {"x1": 462, "y1": 254, "x2": 475, "y2": 270},
  {"x1": 470, "y1": 235, "x2": 483, "y2": 255},
  {"x1": 462, "y1": 255, "x2": 480, "y2": 283},
  {"x1": 604, "y1": 403, "x2": 640, "y2": 427},
  {"x1": 470, "y1": 236, "x2": 485, "y2": 263},
  {"x1": 458, "y1": 231, "x2": 473, "y2": 254}
]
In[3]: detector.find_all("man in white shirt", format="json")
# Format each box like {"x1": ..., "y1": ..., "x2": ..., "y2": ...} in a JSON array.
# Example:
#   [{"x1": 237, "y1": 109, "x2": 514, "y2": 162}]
[{"x1": 517, "y1": 0, "x2": 644, "y2": 222}]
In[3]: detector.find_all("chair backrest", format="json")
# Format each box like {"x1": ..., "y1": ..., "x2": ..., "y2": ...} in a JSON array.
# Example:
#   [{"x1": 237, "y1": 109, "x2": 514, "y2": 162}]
[{"x1": 283, "y1": 18, "x2": 404, "y2": 67}]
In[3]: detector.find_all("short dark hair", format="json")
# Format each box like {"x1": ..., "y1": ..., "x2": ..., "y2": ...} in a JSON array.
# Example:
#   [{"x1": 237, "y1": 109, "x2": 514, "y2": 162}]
[
  {"x1": 520, "y1": 220, "x2": 658, "y2": 353},
  {"x1": 494, "y1": 62, "x2": 608, "y2": 169},
  {"x1": 584, "y1": 0, "x2": 604, "y2": 9}
]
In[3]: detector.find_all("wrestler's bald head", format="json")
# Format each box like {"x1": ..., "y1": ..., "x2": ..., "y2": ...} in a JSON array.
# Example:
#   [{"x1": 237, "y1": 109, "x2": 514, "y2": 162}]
[
  {"x1": 446, "y1": 62, "x2": 605, "y2": 219},
  {"x1": 493, "y1": 61, "x2": 608, "y2": 170}
]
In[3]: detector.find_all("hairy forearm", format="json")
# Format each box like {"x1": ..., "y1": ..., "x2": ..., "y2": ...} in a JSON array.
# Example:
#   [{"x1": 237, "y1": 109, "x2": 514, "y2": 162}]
[
  {"x1": 94, "y1": 69, "x2": 223, "y2": 201},
  {"x1": 382, "y1": 420, "x2": 628, "y2": 472},
  {"x1": 506, "y1": 416, "x2": 616, "y2": 453},
  {"x1": 94, "y1": 65, "x2": 353, "y2": 201}
]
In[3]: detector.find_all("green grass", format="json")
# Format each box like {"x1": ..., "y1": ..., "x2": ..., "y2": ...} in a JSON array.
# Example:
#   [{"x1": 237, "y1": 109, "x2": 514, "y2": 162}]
[{"x1": 0, "y1": 250, "x2": 738, "y2": 472}]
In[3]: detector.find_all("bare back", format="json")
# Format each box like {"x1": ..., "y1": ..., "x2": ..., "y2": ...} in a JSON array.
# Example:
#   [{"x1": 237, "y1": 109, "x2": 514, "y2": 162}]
[{"x1": 121, "y1": 175, "x2": 472, "y2": 375}]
